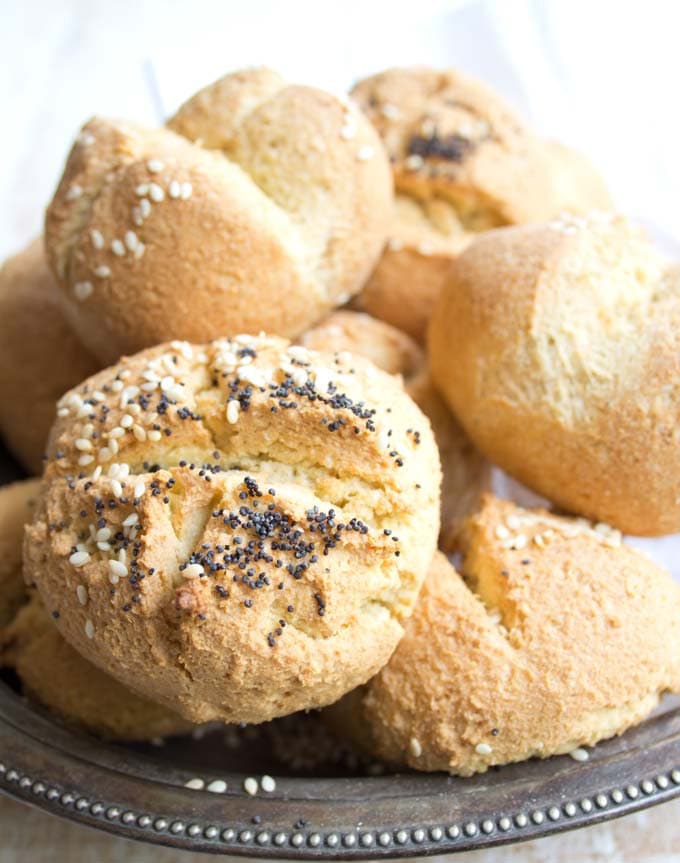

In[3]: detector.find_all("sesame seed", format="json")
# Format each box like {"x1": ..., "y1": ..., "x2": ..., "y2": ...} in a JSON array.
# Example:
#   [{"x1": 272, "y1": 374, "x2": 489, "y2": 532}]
[
  {"x1": 380, "y1": 102, "x2": 399, "y2": 119},
  {"x1": 206, "y1": 779, "x2": 227, "y2": 793},
  {"x1": 57, "y1": 407, "x2": 69, "y2": 418},
  {"x1": 140, "y1": 198, "x2": 152, "y2": 217},
  {"x1": 124, "y1": 230, "x2": 138, "y2": 251},
  {"x1": 134, "y1": 242, "x2": 145, "y2": 259},
  {"x1": 147, "y1": 159, "x2": 164, "y2": 173},
  {"x1": 73, "y1": 281, "x2": 93, "y2": 301},
  {"x1": 226, "y1": 400, "x2": 240, "y2": 424},
  {"x1": 340, "y1": 122, "x2": 357, "y2": 140},
  {"x1": 98, "y1": 447, "x2": 112, "y2": 462},
  {"x1": 135, "y1": 183, "x2": 149, "y2": 196},
  {"x1": 409, "y1": 738, "x2": 422, "y2": 758},
  {"x1": 96, "y1": 527, "x2": 112, "y2": 542},
  {"x1": 90, "y1": 229, "x2": 105, "y2": 249},
  {"x1": 108, "y1": 426, "x2": 125, "y2": 439},
  {"x1": 475, "y1": 743, "x2": 492, "y2": 756},
  {"x1": 184, "y1": 778, "x2": 205, "y2": 790},
  {"x1": 149, "y1": 183, "x2": 164, "y2": 202},
  {"x1": 357, "y1": 145, "x2": 374, "y2": 161},
  {"x1": 132, "y1": 425, "x2": 147, "y2": 442},
  {"x1": 569, "y1": 748, "x2": 590, "y2": 762},
  {"x1": 75, "y1": 438, "x2": 93, "y2": 451},
  {"x1": 122, "y1": 513, "x2": 138, "y2": 528},
  {"x1": 109, "y1": 479, "x2": 123, "y2": 497},
  {"x1": 180, "y1": 181, "x2": 193, "y2": 200},
  {"x1": 76, "y1": 585, "x2": 88, "y2": 605},
  {"x1": 405, "y1": 154, "x2": 424, "y2": 171},
  {"x1": 184, "y1": 563, "x2": 205, "y2": 578},
  {"x1": 120, "y1": 414, "x2": 134, "y2": 428},
  {"x1": 147, "y1": 430, "x2": 162, "y2": 442},
  {"x1": 66, "y1": 184, "x2": 82, "y2": 201},
  {"x1": 261, "y1": 775, "x2": 276, "y2": 793},
  {"x1": 243, "y1": 777, "x2": 258, "y2": 796},
  {"x1": 111, "y1": 239, "x2": 125, "y2": 257},
  {"x1": 168, "y1": 179, "x2": 181, "y2": 199},
  {"x1": 84, "y1": 619, "x2": 95, "y2": 639},
  {"x1": 133, "y1": 480, "x2": 145, "y2": 498},
  {"x1": 108, "y1": 560, "x2": 127, "y2": 582},
  {"x1": 78, "y1": 454, "x2": 94, "y2": 466},
  {"x1": 94, "y1": 265, "x2": 111, "y2": 278}
]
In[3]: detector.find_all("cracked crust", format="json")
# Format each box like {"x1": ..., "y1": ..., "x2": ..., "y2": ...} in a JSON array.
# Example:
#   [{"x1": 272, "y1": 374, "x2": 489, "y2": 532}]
[
  {"x1": 0, "y1": 239, "x2": 99, "y2": 472},
  {"x1": 45, "y1": 67, "x2": 392, "y2": 364},
  {"x1": 300, "y1": 310, "x2": 489, "y2": 549},
  {"x1": 0, "y1": 480, "x2": 189, "y2": 739},
  {"x1": 24, "y1": 334, "x2": 440, "y2": 724},
  {"x1": 351, "y1": 67, "x2": 612, "y2": 340},
  {"x1": 336, "y1": 497, "x2": 680, "y2": 774},
  {"x1": 429, "y1": 213, "x2": 680, "y2": 535}
]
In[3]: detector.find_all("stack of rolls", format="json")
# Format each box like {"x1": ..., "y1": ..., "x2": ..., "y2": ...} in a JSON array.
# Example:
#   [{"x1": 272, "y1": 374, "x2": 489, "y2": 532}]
[{"x1": 1, "y1": 63, "x2": 679, "y2": 777}]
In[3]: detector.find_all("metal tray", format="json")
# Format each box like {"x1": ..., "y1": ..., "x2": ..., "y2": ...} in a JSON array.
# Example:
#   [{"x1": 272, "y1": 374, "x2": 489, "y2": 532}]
[{"x1": 1, "y1": 447, "x2": 679, "y2": 857}]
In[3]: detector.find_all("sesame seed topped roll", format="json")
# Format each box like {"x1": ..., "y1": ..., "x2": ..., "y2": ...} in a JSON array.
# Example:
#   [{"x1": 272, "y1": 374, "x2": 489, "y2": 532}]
[
  {"x1": 45, "y1": 68, "x2": 392, "y2": 364},
  {"x1": 24, "y1": 334, "x2": 440, "y2": 724}
]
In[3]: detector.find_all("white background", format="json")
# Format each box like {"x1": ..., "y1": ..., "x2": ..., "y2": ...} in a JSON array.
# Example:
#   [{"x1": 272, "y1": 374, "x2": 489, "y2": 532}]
[{"x1": 1, "y1": 2, "x2": 679, "y2": 859}]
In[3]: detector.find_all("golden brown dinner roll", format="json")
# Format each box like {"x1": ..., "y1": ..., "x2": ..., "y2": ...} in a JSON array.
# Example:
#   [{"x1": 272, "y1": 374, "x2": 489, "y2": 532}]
[
  {"x1": 342, "y1": 497, "x2": 680, "y2": 775},
  {"x1": 350, "y1": 67, "x2": 612, "y2": 340},
  {"x1": 24, "y1": 334, "x2": 441, "y2": 724},
  {"x1": 0, "y1": 239, "x2": 98, "y2": 472},
  {"x1": 300, "y1": 310, "x2": 489, "y2": 548},
  {"x1": 0, "y1": 480, "x2": 40, "y2": 626},
  {"x1": 0, "y1": 595, "x2": 191, "y2": 740},
  {"x1": 429, "y1": 213, "x2": 678, "y2": 536},
  {"x1": 45, "y1": 68, "x2": 392, "y2": 364}
]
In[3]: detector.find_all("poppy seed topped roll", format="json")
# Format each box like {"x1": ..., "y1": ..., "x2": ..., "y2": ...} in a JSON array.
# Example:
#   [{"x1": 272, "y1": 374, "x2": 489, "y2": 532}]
[{"x1": 24, "y1": 334, "x2": 440, "y2": 724}]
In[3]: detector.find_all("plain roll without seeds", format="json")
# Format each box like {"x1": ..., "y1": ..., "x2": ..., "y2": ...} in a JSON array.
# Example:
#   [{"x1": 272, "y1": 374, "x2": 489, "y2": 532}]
[
  {"x1": 24, "y1": 334, "x2": 441, "y2": 724},
  {"x1": 45, "y1": 67, "x2": 393, "y2": 365},
  {"x1": 429, "y1": 212, "x2": 680, "y2": 536}
]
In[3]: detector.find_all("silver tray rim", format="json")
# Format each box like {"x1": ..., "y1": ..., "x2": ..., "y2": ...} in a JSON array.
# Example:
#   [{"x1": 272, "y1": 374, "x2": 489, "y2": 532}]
[{"x1": 0, "y1": 679, "x2": 678, "y2": 858}]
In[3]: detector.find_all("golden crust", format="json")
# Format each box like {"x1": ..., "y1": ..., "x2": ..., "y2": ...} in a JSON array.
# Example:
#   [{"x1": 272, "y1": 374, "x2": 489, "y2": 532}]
[
  {"x1": 300, "y1": 311, "x2": 489, "y2": 549},
  {"x1": 0, "y1": 596, "x2": 191, "y2": 740},
  {"x1": 429, "y1": 213, "x2": 680, "y2": 536},
  {"x1": 0, "y1": 239, "x2": 98, "y2": 472},
  {"x1": 45, "y1": 68, "x2": 393, "y2": 364},
  {"x1": 348, "y1": 497, "x2": 680, "y2": 774},
  {"x1": 351, "y1": 67, "x2": 612, "y2": 341},
  {"x1": 0, "y1": 480, "x2": 40, "y2": 626},
  {"x1": 24, "y1": 334, "x2": 440, "y2": 724},
  {"x1": 0, "y1": 480, "x2": 188, "y2": 739}
]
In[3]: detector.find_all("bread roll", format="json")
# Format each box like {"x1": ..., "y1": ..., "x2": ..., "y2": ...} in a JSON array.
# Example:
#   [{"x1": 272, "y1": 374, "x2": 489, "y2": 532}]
[
  {"x1": 45, "y1": 68, "x2": 392, "y2": 364},
  {"x1": 0, "y1": 479, "x2": 189, "y2": 739},
  {"x1": 1, "y1": 597, "x2": 192, "y2": 740},
  {"x1": 350, "y1": 67, "x2": 612, "y2": 341},
  {"x1": 429, "y1": 212, "x2": 679, "y2": 536},
  {"x1": 340, "y1": 497, "x2": 680, "y2": 774},
  {"x1": 0, "y1": 239, "x2": 98, "y2": 472},
  {"x1": 0, "y1": 479, "x2": 40, "y2": 626},
  {"x1": 24, "y1": 334, "x2": 440, "y2": 724},
  {"x1": 300, "y1": 310, "x2": 489, "y2": 548}
]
